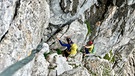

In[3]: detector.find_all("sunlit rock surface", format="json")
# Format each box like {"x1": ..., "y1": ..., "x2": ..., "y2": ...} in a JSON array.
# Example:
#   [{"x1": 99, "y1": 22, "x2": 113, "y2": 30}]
[
  {"x1": 0, "y1": 0, "x2": 135, "y2": 76},
  {"x1": 0, "y1": 0, "x2": 50, "y2": 76}
]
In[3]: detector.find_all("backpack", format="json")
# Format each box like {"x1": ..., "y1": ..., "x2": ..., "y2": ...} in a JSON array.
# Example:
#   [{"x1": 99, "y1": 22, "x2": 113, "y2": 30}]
[
  {"x1": 70, "y1": 43, "x2": 78, "y2": 55},
  {"x1": 91, "y1": 47, "x2": 95, "y2": 53}
]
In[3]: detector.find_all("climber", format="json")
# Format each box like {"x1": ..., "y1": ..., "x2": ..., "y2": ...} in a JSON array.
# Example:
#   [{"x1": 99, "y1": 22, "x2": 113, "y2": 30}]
[
  {"x1": 83, "y1": 41, "x2": 95, "y2": 55},
  {"x1": 57, "y1": 36, "x2": 78, "y2": 59}
]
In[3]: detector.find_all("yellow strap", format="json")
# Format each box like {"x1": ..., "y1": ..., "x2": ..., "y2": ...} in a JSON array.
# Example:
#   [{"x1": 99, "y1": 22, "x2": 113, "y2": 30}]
[{"x1": 88, "y1": 44, "x2": 94, "y2": 53}]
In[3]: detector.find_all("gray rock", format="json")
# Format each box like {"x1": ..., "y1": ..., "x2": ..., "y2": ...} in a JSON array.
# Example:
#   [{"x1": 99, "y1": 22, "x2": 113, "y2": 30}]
[
  {"x1": 31, "y1": 48, "x2": 50, "y2": 76},
  {"x1": 83, "y1": 56, "x2": 114, "y2": 76},
  {"x1": 60, "y1": 67, "x2": 90, "y2": 76},
  {"x1": 51, "y1": 20, "x2": 88, "y2": 50},
  {"x1": 0, "y1": 0, "x2": 50, "y2": 76},
  {"x1": 0, "y1": 0, "x2": 135, "y2": 76},
  {"x1": 127, "y1": 0, "x2": 135, "y2": 5},
  {"x1": 55, "y1": 55, "x2": 73, "y2": 75},
  {"x1": 89, "y1": 1, "x2": 135, "y2": 75},
  {"x1": 47, "y1": 53, "x2": 73, "y2": 76},
  {"x1": 41, "y1": 43, "x2": 50, "y2": 54},
  {"x1": 0, "y1": 0, "x2": 15, "y2": 41}
]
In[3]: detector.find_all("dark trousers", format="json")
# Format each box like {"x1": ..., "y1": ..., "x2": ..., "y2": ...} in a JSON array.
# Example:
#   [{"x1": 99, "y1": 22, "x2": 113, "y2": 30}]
[
  {"x1": 85, "y1": 48, "x2": 90, "y2": 54},
  {"x1": 62, "y1": 49, "x2": 70, "y2": 58}
]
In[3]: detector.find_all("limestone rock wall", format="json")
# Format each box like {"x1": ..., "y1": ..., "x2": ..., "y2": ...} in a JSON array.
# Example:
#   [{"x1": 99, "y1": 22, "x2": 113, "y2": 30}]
[
  {"x1": 45, "y1": 0, "x2": 135, "y2": 76},
  {"x1": 0, "y1": 0, "x2": 135, "y2": 76},
  {"x1": 0, "y1": 0, "x2": 50, "y2": 76}
]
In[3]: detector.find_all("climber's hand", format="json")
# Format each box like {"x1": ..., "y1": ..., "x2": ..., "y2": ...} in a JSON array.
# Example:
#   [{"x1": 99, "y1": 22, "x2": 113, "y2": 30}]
[
  {"x1": 57, "y1": 37, "x2": 60, "y2": 40},
  {"x1": 83, "y1": 45, "x2": 86, "y2": 47}
]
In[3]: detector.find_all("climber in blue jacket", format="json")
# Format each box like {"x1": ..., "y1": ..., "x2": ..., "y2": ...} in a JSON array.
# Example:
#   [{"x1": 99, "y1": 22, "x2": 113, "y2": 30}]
[{"x1": 57, "y1": 36, "x2": 73, "y2": 58}]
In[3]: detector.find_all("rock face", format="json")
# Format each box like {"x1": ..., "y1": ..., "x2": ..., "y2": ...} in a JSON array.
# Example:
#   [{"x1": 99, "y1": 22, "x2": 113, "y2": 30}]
[
  {"x1": 60, "y1": 67, "x2": 90, "y2": 76},
  {"x1": 0, "y1": 0, "x2": 50, "y2": 76},
  {"x1": 45, "y1": 0, "x2": 135, "y2": 75},
  {"x1": 51, "y1": 20, "x2": 88, "y2": 50},
  {"x1": 82, "y1": 0, "x2": 135, "y2": 76},
  {"x1": 90, "y1": 0, "x2": 135, "y2": 75},
  {"x1": 31, "y1": 43, "x2": 50, "y2": 76},
  {"x1": 46, "y1": 53, "x2": 73, "y2": 76},
  {"x1": 83, "y1": 56, "x2": 113, "y2": 76},
  {"x1": 0, "y1": 0, "x2": 135, "y2": 76}
]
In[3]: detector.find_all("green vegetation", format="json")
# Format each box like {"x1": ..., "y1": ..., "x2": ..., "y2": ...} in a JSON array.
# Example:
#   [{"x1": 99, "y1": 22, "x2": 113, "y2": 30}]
[
  {"x1": 103, "y1": 50, "x2": 115, "y2": 63},
  {"x1": 111, "y1": 56, "x2": 115, "y2": 63},
  {"x1": 56, "y1": 48, "x2": 62, "y2": 55},
  {"x1": 44, "y1": 52, "x2": 51, "y2": 59},
  {"x1": 85, "y1": 20, "x2": 91, "y2": 36},
  {"x1": 44, "y1": 51, "x2": 53, "y2": 59},
  {"x1": 103, "y1": 53, "x2": 110, "y2": 61},
  {"x1": 79, "y1": 49, "x2": 83, "y2": 53},
  {"x1": 44, "y1": 48, "x2": 62, "y2": 59}
]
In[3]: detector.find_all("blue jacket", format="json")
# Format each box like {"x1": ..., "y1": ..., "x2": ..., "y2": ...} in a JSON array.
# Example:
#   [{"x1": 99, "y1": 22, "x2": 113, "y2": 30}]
[{"x1": 59, "y1": 40, "x2": 71, "y2": 51}]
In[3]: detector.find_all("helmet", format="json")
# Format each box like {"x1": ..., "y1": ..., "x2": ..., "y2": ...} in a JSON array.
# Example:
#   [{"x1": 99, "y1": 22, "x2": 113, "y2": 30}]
[
  {"x1": 66, "y1": 37, "x2": 73, "y2": 44},
  {"x1": 89, "y1": 41, "x2": 93, "y2": 45}
]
